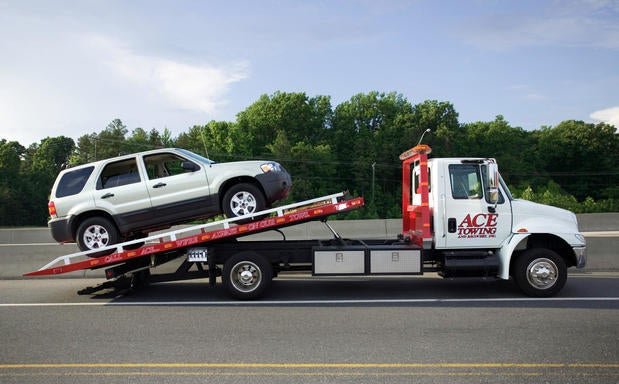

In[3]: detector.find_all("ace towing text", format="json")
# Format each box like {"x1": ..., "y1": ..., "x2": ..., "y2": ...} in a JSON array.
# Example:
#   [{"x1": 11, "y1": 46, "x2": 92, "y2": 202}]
[{"x1": 27, "y1": 142, "x2": 586, "y2": 299}]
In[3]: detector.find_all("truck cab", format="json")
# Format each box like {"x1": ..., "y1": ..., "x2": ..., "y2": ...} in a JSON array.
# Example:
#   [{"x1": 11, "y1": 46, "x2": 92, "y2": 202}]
[{"x1": 403, "y1": 145, "x2": 587, "y2": 296}]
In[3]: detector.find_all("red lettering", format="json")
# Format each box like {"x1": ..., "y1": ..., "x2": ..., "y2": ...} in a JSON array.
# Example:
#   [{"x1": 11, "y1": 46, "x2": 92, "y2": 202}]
[
  {"x1": 472, "y1": 214, "x2": 486, "y2": 227},
  {"x1": 486, "y1": 214, "x2": 498, "y2": 227},
  {"x1": 458, "y1": 214, "x2": 474, "y2": 228}
]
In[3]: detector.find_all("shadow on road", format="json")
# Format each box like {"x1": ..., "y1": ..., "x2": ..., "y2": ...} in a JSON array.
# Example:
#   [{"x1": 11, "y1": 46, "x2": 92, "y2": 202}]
[{"x1": 83, "y1": 274, "x2": 619, "y2": 310}]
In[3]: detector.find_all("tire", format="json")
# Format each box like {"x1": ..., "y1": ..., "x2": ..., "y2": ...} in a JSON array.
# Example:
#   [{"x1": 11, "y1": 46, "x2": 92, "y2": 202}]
[
  {"x1": 222, "y1": 251, "x2": 273, "y2": 300},
  {"x1": 76, "y1": 217, "x2": 120, "y2": 257},
  {"x1": 222, "y1": 183, "x2": 266, "y2": 220},
  {"x1": 513, "y1": 248, "x2": 567, "y2": 297}
]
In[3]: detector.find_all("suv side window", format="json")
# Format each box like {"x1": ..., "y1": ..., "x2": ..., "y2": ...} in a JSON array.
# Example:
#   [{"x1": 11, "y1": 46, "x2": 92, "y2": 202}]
[
  {"x1": 449, "y1": 164, "x2": 482, "y2": 199},
  {"x1": 97, "y1": 158, "x2": 141, "y2": 190},
  {"x1": 56, "y1": 166, "x2": 95, "y2": 198},
  {"x1": 143, "y1": 153, "x2": 198, "y2": 180}
]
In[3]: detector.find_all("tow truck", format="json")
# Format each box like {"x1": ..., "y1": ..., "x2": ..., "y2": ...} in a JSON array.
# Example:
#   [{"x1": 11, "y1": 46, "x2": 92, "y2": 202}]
[{"x1": 26, "y1": 143, "x2": 587, "y2": 299}]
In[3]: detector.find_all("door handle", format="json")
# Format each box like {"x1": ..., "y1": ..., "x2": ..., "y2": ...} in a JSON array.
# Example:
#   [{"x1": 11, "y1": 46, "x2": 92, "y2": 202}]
[
  {"x1": 153, "y1": 182, "x2": 167, "y2": 188},
  {"x1": 101, "y1": 193, "x2": 114, "y2": 199},
  {"x1": 448, "y1": 218, "x2": 457, "y2": 233}
]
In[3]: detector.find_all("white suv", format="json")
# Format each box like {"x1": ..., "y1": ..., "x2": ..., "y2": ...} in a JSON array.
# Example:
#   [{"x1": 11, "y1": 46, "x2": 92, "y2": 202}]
[{"x1": 48, "y1": 148, "x2": 291, "y2": 252}]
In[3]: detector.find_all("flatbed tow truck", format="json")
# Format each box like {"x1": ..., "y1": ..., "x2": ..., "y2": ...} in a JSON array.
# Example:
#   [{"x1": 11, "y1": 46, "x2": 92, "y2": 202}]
[{"x1": 26, "y1": 144, "x2": 587, "y2": 299}]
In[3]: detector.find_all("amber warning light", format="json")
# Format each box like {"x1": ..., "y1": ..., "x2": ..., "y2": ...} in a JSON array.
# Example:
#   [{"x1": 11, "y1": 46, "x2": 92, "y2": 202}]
[{"x1": 399, "y1": 144, "x2": 432, "y2": 161}]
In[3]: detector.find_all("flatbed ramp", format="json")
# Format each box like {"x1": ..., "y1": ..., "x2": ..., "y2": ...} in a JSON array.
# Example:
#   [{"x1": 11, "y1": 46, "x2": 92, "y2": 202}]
[{"x1": 25, "y1": 192, "x2": 364, "y2": 278}]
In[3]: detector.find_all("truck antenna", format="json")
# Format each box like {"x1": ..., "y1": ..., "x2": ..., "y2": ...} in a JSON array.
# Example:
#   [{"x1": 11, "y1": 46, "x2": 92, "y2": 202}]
[{"x1": 417, "y1": 129, "x2": 431, "y2": 146}]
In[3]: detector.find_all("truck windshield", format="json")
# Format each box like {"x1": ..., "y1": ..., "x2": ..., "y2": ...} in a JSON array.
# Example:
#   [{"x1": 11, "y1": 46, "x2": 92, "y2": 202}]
[{"x1": 499, "y1": 175, "x2": 513, "y2": 201}]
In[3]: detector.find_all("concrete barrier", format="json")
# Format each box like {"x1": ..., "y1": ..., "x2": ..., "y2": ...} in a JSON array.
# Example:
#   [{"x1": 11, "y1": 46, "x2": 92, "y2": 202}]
[{"x1": 1, "y1": 213, "x2": 617, "y2": 279}]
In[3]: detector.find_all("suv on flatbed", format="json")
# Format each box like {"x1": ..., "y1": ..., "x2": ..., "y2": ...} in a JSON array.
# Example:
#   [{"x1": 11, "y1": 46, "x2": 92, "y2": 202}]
[{"x1": 48, "y1": 148, "x2": 291, "y2": 252}]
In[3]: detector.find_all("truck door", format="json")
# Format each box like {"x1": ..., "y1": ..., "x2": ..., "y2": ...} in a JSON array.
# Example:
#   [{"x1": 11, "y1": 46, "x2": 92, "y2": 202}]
[{"x1": 440, "y1": 162, "x2": 512, "y2": 249}]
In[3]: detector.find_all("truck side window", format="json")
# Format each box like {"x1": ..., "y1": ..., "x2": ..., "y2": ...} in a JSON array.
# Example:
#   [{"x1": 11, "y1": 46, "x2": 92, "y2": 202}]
[
  {"x1": 449, "y1": 164, "x2": 482, "y2": 200},
  {"x1": 143, "y1": 153, "x2": 198, "y2": 180},
  {"x1": 98, "y1": 158, "x2": 141, "y2": 190}
]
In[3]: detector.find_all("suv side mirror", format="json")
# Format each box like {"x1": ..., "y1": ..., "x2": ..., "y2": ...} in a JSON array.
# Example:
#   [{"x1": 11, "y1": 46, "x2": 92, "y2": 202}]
[
  {"x1": 181, "y1": 161, "x2": 199, "y2": 172},
  {"x1": 486, "y1": 162, "x2": 499, "y2": 205}
]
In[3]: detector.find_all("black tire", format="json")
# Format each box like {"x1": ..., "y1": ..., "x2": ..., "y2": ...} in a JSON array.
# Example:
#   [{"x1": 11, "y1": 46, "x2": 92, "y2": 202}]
[
  {"x1": 513, "y1": 248, "x2": 567, "y2": 297},
  {"x1": 76, "y1": 217, "x2": 120, "y2": 257},
  {"x1": 222, "y1": 251, "x2": 273, "y2": 300},
  {"x1": 222, "y1": 183, "x2": 266, "y2": 220}
]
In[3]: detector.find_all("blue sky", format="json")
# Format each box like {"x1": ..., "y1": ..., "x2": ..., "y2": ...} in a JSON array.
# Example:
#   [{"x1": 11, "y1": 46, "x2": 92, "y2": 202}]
[{"x1": 1, "y1": 0, "x2": 618, "y2": 146}]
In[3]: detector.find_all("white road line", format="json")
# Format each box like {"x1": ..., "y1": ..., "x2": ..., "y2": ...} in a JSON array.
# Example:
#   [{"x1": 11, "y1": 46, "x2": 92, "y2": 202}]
[
  {"x1": 0, "y1": 243, "x2": 64, "y2": 247},
  {"x1": 582, "y1": 231, "x2": 619, "y2": 237},
  {"x1": 1, "y1": 297, "x2": 618, "y2": 307}
]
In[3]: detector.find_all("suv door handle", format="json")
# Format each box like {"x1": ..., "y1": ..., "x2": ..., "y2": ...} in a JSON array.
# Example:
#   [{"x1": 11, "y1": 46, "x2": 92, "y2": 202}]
[
  {"x1": 153, "y1": 182, "x2": 167, "y2": 188},
  {"x1": 101, "y1": 193, "x2": 114, "y2": 199}
]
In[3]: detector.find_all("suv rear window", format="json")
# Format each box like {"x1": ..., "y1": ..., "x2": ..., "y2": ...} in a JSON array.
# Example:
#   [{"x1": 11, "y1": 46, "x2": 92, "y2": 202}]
[{"x1": 56, "y1": 166, "x2": 95, "y2": 198}]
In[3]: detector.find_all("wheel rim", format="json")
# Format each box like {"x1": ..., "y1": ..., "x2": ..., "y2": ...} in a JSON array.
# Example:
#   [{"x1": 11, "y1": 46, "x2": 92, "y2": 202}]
[
  {"x1": 82, "y1": 224, "x2": 110, "y2": 249},
  {"x1": 526, "y1": 258, "x2": 558, "y2": 290},
  {"x1": 230, "y1": 261, "x2": 262, "y2": 293},
  {"x1": 230, "y1": 191, "x2": 257, "y2": 216}
]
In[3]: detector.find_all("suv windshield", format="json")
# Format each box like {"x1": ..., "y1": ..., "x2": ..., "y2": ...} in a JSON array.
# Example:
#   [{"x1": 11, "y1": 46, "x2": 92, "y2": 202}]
[{"x1": 177, "y1": 148, "x2": 214, "y2": 165}]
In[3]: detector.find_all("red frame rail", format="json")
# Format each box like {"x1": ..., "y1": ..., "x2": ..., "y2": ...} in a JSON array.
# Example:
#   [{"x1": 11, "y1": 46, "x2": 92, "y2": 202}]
[{"x1": 25, "y1": 196, "x2": 364, "y2": 277}]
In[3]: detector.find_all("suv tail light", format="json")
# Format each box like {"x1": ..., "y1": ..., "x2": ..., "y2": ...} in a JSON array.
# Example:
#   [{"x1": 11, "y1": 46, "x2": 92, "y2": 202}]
[{"x1": 48, "y1": 201, "x2": 57, "y2": 218}]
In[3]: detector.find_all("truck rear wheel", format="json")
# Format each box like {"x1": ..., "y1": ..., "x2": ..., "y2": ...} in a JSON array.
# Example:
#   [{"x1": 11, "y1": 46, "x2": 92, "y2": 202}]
[
  {"x1": 513, "y1": 248, "x2": 567, "y2": 297},
  {"x1": 222, "y1": 252, "x2": 272, "y2": 300}
]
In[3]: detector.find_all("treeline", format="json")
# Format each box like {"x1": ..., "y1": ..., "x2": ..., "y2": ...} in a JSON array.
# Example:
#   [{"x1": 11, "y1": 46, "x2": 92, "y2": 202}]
[{"x1": 1, "y1": 91, "x2": 617, "y2": 226}]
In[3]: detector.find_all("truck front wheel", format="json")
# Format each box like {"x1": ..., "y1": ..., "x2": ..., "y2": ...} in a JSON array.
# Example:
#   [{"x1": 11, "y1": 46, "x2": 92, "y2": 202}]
[
  {"x1": 222, "y1": 252, "x2": 272, "y2": 300},
  {"x1": 513, "y1": 248, "x2": 567, "y2": 297}
]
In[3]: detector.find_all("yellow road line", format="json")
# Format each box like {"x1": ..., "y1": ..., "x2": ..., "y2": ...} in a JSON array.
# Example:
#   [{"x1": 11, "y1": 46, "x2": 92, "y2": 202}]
[{"x1": 1, "y1": 363, "x2": 618, "y2": 369}]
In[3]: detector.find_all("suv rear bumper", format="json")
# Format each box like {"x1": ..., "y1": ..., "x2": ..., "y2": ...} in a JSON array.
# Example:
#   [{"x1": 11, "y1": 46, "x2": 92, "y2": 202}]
[{"x1": 49, "y1": 218, "x2": 74, "y2": 243}]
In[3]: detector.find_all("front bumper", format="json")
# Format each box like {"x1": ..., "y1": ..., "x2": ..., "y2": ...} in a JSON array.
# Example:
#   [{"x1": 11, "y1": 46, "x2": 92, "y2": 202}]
[
  {"x1": 48, "y1": 217, "x2": 74, "y2": 243},
  {"x1": 256, "y1": 170, "x2": 292, "y2": 202},
  {"x1": 573, "y1": 246, "x2": 587, "y2": 268}
]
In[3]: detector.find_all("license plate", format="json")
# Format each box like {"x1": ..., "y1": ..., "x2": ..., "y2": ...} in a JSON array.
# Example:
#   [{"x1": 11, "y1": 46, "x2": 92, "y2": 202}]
[{"x1": 187, "y1": 247, "x2": 208, "y2": 262}]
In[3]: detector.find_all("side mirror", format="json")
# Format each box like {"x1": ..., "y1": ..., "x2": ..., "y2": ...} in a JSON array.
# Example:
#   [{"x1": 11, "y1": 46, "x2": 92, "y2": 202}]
[
  {"x1": 181, "y1": 161, "x2": 199, "y2": 172},
  {"x1": 486, "y1": 162, "x2": 500, "y2": 205}
]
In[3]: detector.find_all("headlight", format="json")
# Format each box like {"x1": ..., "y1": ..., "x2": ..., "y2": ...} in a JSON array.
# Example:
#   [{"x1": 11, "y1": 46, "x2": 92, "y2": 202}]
[
  {"x1": 261, "y1": 162, "x2": 282, "y2": 173},
  {"x1": 575, "y1": 234, "x2": 586, "y2": 244}
]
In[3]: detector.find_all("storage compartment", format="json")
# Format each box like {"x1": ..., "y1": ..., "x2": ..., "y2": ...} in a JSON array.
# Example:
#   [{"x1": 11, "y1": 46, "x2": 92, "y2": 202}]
[
  {"x1": 370, "y1": 250, "x2": 421, "y2": 274},
  {"x1": 313, "y1": 250, "x2": 365, "y2": 275}
]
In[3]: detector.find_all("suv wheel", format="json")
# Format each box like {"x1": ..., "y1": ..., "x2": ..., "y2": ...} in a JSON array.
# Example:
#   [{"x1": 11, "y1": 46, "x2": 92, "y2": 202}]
[
  {"x1": 222, "y1": 183, "x2": 266, "y2": 219},
  {"x1": 76, "y1": 217, "x2": 120, "y2": 256}
]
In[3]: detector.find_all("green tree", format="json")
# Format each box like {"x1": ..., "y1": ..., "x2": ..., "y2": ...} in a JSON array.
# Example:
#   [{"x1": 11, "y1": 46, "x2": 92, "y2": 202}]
[
  {"x1": 413, "y1": 100, "x2": 460, "y2": 156},
  {"x1": 533, "y1": 120, "x2": 618, "y2": 200},
  {"x1": 0, "y1": 140, "x2": 26, "y2": 225},
  {"x1": 236, "y1": 92, "x2": 332, "y2": 155},
  {"x1": 24, "y1": 137, "x2": 75, "y2": 224},
  {"x1": 332, "y1": 92, "x2": 418, "y2": 216},
  {"x1": 461, "y1": 116, "x2": 538, "y2": 187}
]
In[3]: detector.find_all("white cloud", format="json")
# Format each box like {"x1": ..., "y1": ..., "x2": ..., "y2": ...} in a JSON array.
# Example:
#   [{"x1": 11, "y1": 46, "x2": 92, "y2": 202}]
[
  {"x1": 85, "y1": 35, "x2": 249, "y2": 115},
  {"x1": 590, "y1": 106, "x2": 619, "y2": 128},
  {"x1": 459, "y1": 2, "x2": 619, "y2": 51}
]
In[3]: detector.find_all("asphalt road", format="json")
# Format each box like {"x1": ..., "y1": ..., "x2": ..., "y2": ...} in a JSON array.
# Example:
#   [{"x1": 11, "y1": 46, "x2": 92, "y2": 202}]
[{"x1": 1, "y1": 274, "x2": 618, "y2": 384}]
